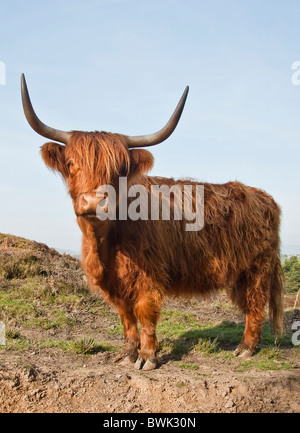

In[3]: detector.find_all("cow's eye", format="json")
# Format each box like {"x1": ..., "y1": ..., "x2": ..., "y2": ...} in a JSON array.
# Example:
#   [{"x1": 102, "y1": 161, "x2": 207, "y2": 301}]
[{"x1": 67, "y1": 160, "x2": 77, "y2": 176}]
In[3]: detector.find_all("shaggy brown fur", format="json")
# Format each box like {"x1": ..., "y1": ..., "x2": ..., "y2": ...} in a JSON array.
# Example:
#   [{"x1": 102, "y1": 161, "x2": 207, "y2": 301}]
[{"x1": 41, "y1": 131, "x2": 284, "y2": 369}]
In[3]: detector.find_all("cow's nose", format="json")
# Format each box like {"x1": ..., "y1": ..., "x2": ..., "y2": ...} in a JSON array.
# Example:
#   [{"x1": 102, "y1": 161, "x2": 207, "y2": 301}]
[{"x1": 78, "y1": 193, "x2": 103, "y2": 215}]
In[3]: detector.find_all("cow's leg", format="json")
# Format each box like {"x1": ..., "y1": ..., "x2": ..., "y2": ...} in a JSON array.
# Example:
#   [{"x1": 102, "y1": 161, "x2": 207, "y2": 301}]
[
  {"x1": 114, "y1": 308, "x2": 140, "y2": 365},
  {"x1": 133, "y1": 291, "x2": 162, "y2": 371},
  {"x1": 233, "y1": 312, "x2": 264, "y2": 358},
  {"x1": 233, "y1": 271, "x2": 268, "y2": 358}
]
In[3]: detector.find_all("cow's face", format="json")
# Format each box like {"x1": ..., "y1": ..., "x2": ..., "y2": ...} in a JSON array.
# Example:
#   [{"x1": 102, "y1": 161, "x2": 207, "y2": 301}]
[
  {"x1": 40, "y1": 131, "x2": 154, "y2": 220},
  {"x1": 20, "y1": 74, "x2": 188, "y2": 222}
]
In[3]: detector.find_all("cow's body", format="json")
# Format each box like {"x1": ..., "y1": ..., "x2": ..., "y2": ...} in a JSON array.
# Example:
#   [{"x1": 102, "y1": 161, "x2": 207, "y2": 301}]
[
  {"x1": 82, "y1": 178, "x2": 281, "y2": 299},
  {"x1": 21, "y1": 77, "x2": 284, "y2": 370},
  {"x1": 78, "y1": 170, "x2": 283, "y2": 368}
]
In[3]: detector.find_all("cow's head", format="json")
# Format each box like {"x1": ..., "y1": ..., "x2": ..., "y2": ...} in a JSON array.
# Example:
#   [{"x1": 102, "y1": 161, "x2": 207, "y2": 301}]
[{"x1": 21, "y1": 74, "x2": 188, "y2": 225}]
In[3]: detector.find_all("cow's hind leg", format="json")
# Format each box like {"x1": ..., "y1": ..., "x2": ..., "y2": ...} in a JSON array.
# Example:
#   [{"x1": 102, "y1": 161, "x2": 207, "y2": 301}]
[
  {"x1": 114, "y1": 307, "x2": 140, "y2": 365},
  {"x1": 233, "y1": 312, "x2": 264, "y2": 358},
  {"x1": 232, "y1": 269, "x2": 269, "y2": 358},
  {"x1": 134, "y1": 290, "x2": 163, "y2": 371}
]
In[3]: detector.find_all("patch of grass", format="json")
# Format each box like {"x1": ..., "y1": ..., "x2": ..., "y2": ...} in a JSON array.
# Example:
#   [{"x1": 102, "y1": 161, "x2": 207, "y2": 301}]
[
  {"x1": 238, "y1": 358, "x2": 293, "y2": 372},
  {"x1": 0, "y1": 250, "x2": 113, "y2": 331},
  {"x1": 158, "y1": 311, "x2": 296, "y2": 366},
  {"x1": 30, "y1": 307, "x2": 77, "y2": 329},
  {"x1": 0, "y1": 291, "x2": 38, "y2": 322},
  {"x1": 68, "y1": 337, "x2": 116, "y2": 355},
  {"x1": 37, "y1": 339, "x2": 71, "y2": 351},
  {"x1": 158, "y1": 309, "x2": 201, "y2": 339},
  {"x1": 159, "y1": 319, "x2": 238, "y2": 358},
  {"x1": 194, "y1": 337, "x2": 219, "y2": 355},
  {"x1": 0, "y1": 334, "x2": 32, "y2": 351},
  {"x1": 216, "y1": 351, "x2": 235, "y2": 360},
  {"x1": 44, "y1": 337, "x2": 118, "y2": 354},
  {"x1": 68, "y1": 337, "x2": 98, "y2": 355},
  {"x1": 1, "y1": 332, "x2": 118, "y2": 355},
  {"x1": 259, "y1": 346, "x2": 283, "y2": 360},
  {"x1": 107, "y1": 322, "x2": 123, "y2": 336},
  {"x1": 190, "y1": 321, "x2": 244, "y2": 346},
  {"x1": 236, "y1": 346, "x2": 294, "y2": 372},
  {"x1": 260, "y1": 324, "x2": 291, "y2": 346},
  {"x1": 176, "y1": 362, "x2": 198, "y2": 370},
  {"x1": 160, "y1": 316, "x2": 294, "y2": 371},
  {"x1": 0, "y1": 284, "x2": 79, "y2": 330}
]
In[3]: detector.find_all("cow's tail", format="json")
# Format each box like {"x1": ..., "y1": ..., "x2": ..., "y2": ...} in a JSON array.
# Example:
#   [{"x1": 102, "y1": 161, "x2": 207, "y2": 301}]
[{"x1": 269, "y1": 255, "x2": 285, "y2": 338}]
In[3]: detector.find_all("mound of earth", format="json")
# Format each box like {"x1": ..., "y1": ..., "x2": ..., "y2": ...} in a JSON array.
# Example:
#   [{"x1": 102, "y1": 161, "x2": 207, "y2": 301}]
[{"x1": 0, "y1": 233, "x2": 299, "y2": 413}]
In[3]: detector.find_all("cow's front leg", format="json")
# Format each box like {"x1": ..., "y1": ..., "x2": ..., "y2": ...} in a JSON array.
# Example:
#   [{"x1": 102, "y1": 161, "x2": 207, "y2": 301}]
[
  {"x1": 114, "y1": 308, "x2": 140, "y2": 365},
  {"x1": 133, "y1": 292, "x2": 161, "y2": 371}
]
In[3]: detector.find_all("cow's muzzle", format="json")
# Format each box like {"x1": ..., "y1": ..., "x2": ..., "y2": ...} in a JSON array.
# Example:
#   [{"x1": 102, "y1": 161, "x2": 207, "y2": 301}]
[{"x1": 75, "y1": 192, "x2": 106, "y2": 217}]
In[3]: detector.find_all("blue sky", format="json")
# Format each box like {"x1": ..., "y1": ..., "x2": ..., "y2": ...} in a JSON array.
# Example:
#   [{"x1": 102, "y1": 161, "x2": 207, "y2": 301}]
[{"x1": 0, "y1": 0, "x2": 299, "y2": 253}]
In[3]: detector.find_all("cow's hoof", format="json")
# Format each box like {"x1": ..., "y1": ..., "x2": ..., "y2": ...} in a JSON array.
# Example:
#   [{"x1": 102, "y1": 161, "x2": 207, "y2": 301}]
[
  {"x1": 134, "y1": 358, "x2": 157, "y2": 371},
  {"x1": 134, "y1": 358, "x2": 143, "y2": 370},
  {"x1": 233, "y1": 343, "x2": 253, "y2": 359},
  {"x1": 142, "y1": 359, "x2": 157, "y2": 371},
  {"x1": 114, "y1": 349, "x2": 138, "y2": 365},
  {"x1": 234, "y1": 348, "x2": 252, "y2": 359},
  {"x1": 118, "y1": 355, "x2": 135, "y2": 366}
]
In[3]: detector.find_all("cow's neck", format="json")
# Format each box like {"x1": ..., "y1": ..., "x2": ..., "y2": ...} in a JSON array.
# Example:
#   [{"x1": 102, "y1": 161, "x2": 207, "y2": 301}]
[{"x1": 78, "y1": 217, "x2": 113, "y2": 285}]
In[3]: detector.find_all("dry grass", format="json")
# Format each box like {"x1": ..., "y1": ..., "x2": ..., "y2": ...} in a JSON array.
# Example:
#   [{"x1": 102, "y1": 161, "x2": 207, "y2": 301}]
[{"x1": 0, "y1": 233, "x2": 109, "y2": 330}]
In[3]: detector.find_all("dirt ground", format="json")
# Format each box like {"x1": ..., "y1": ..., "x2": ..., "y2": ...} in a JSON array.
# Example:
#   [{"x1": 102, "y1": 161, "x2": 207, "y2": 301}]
[{"x1": 0, "y1": 296, "x2": 299, "y2": 414}]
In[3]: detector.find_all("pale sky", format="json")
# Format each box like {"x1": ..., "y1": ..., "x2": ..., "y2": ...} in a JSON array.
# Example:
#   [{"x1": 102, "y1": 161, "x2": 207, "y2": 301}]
[{"x1": 0, "y1": 0, "x2": 299, "y2": 253}]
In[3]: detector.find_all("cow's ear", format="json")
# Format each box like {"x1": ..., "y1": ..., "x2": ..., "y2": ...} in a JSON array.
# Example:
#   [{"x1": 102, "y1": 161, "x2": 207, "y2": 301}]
[
  {"x1": 129, "y1": 149, "x2": 154, "y2": 175},
  {"x1": 40, "y1": 142, "x2": 67, "y2": 177}
]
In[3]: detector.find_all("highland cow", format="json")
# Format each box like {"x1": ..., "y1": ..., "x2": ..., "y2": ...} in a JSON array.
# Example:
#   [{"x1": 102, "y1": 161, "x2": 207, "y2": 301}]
[{"x1": 21, "y1": 74, "x2": 284, "y2": 370}]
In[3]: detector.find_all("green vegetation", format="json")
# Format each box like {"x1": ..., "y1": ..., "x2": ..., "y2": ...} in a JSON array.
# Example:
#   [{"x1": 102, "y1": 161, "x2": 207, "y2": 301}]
[
  {"x1": 194, "y1": 337, "x2": 219, "y2": 355},
  {"x1": 1, "y1": 331, "x2": 118, "y2": 355},
  {"x1": 237, "y1": 347, "x2": 294, "y2": 372},
  {"x1": 0, "y1": 233, "x2": 117, "y2": 330},
  {"x1": 176, "y1": 362, "x2": 199, "y2": 370},
  {"x1": 158, "y1": 308, "x2": 297, "y2": 372},
  {"x1": 68, "y1": 337, "x2": 116, "y2": 355},
  {"x1": 158, "y1": 310, "x2": 292, "y2": 356},
  {"x1": 283, "y1": 256, "x2": 300, "y2": 294},
  {"x1": 0, "y1": 277, "x2": 87, "y2": 329},
  {"x1": 0, "y1": 233, "x2": 120, "y2": 354}
]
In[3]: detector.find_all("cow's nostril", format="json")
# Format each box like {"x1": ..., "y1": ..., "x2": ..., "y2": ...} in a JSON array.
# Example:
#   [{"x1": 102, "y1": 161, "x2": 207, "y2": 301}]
[{"x1": 78, "y1": 193, "x2": 102, "y2": 216}]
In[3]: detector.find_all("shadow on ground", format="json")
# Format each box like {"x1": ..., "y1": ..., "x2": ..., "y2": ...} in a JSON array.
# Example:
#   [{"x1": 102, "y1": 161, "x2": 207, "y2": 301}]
[{"x1": 159, "y1": 316, "x2": 296, "y2": 365}]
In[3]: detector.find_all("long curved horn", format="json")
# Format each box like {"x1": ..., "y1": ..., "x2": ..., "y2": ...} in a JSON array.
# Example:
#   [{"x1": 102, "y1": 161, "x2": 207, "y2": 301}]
[
  {"x1": 21, "y1": 73, "x2": 71, "y2": 144},
  {"x1": 125, "y1": 86, "x2": 189, "y2": 148}
]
